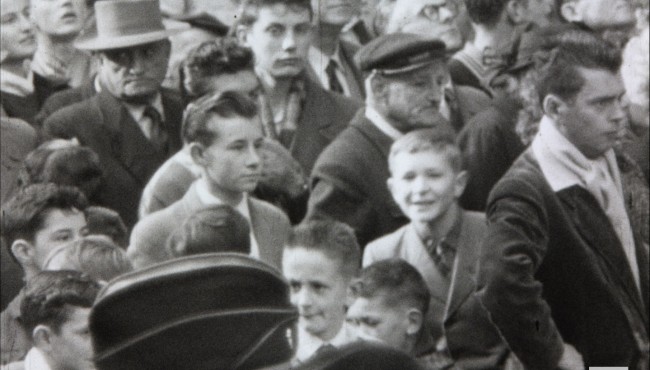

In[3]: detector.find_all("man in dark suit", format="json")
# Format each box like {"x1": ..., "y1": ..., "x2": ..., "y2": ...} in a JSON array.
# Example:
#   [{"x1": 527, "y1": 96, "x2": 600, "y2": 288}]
[
  {"x1": 43, "y1": 0, "x2": 185, "y2": 229},
  {"x1": 306, "y1": 33, "x2": 454, "y2": 248},
  {"x1": 306, "y1": 0, "x2": 366, "y2": 100},
  {"x1": 477, "y1": 34, "x2": 649, "y2": 369}
]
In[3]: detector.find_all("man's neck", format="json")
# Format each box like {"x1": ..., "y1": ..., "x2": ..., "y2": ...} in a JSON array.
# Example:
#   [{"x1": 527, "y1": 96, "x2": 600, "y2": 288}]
[
  {"x1": 413, "y1": 203, "x2": 461, "y2": 246},
  {"x1": 258, "y1": 68, "x2": 295, "y2": 110},
  {"x1": 311, "y1": 23, "x2": 343, "y2": 56},
  {"x1": 36, "y1": 32, "x2": 77, "y2": 59},
  {"x1": 204, "y1": 178, "x2": 244, "y2": 207},
  {"x1": 471, "y1": 21, "x2": 515, "y2": 54}
]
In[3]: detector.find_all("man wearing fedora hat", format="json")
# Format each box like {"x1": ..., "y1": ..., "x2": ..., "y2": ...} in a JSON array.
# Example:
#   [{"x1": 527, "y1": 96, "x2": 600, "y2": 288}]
[
  {"x1": 305, "y1": 33, "x2": 454, "y2": 248},
  {"x1": 43, "y1": 0, "x2": 185, "y2": 229}
]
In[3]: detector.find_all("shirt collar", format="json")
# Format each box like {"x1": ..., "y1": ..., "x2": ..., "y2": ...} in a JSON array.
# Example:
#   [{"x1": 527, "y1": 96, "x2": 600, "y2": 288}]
[
  {"x1": 0, "y1": 68, "x2": 34, "y2": 97},
  {"x1": 420, "y1": 208, "x2": 463, "y2": 253},
  {"x1": 123, "y1": 93, "x2": 164, "y2": 123},
  {"x1": 365, "y1": 106, "x2": 403, "y2": 141},
  {"x1": 308, "y1": 44, "x2": 343, "y2": 73},
  {"x1": 295, "y1": 321, "x2": 355, "y2": 362},
  {"x1": 23, "y1": 347, "x2": 52, "y2": 370}
]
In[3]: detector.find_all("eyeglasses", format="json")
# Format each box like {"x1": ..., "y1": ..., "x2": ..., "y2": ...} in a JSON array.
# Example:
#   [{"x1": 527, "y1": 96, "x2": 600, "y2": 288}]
[{"x1": 419, "y1": 0, "x2": 460, "y2": 22}]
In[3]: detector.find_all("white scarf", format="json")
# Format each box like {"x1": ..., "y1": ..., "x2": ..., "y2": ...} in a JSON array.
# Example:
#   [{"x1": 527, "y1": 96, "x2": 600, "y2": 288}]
[
  {"x1": 532, "y1": 116, "x2": 640, "y2": 292},
  {"x1": 0, "y1": 68, "x2": 34, "y2": 97}
]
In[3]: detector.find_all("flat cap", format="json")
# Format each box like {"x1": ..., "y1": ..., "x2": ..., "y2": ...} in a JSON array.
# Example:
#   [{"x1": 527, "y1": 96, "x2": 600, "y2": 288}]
[
  {"x1": 355, "y1": 33, "x2": 446, "y2": 75},
  {"x1": 90, "y1": 253, "x2": 298, "y2": 370}
]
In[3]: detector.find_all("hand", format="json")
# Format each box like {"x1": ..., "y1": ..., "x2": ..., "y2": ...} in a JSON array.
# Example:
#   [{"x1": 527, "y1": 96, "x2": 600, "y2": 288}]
[{"x1": 557, "y1": 343, "x2": 584, "y2": 370}]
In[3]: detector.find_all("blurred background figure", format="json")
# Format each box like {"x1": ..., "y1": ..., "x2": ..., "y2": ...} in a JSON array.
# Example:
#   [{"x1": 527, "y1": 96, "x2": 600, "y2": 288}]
[{"x1": 557, "y1": 0, "x2": 637, "y2": 47}]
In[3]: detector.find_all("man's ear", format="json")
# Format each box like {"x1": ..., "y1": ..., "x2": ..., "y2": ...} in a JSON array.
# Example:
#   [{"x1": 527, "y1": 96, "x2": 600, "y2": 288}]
[
  {"x1": 454, "y1": 170, "x2": 468, "y2": 198},
  {"x1": 560, "y1": 1, "x2": 582, "y2": 23},
  {"x1": 10, "y1": 239, "x2": 35, "y2": 267},
  {"x1": 236, "y1": 24, "x2": 251, "y2": 47},
  {"x1": 32, "y1": 325, "x2": 54, "y2": 353},
  {"x1": 505, "y1": 0, "x2": 527, "y2": 24},
  {"x1": 189, "y1": 142, "x2": 207, "y2": 167},
  {"x1": 542, "y1": 94, "x2": 567, "y2": 121},
  {"x1": 405, "y1": 309, "x2": 423, "y2": 336}
]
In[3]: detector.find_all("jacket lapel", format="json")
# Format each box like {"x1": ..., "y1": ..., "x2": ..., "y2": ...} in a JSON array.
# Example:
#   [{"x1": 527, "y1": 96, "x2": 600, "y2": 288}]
[
  {"x1": 444, "y1": 213, "x2": 479, "y2": 319},
  {"x1": 98, "y1": 92, "x2": 167, "y2": 186},
  {"x1": 557, "y1": 186, "x2": 647, "y2": 321}
]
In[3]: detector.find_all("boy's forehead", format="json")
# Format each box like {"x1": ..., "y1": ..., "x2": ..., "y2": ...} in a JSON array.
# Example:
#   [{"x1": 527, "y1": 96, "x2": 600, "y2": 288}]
[
  {"x1": 283, "y1": 247, "x2": 347, "y2": 276},
  {"x1": 389, "y1": 147, "x2": 452, "y2": 171}
]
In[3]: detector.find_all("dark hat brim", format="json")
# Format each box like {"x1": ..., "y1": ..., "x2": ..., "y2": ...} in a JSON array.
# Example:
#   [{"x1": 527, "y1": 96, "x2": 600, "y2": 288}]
[{"x1": 75, "y1": 28, "x2": 184, "y2": 51}]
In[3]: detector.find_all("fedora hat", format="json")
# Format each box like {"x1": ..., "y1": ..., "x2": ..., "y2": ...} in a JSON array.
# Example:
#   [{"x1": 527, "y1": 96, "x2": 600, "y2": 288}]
[
  {"x1": 75, "y1": 0, "x2": 184, "y2": 51},
  {"x1": 90, "y1": 253, "x2": 298, "y2": 370}
]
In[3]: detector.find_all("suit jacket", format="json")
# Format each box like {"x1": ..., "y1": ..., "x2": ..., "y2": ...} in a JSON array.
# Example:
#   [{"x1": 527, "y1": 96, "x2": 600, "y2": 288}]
[
  {"x1": 306, "y1": 109, "x2": 408, "y2": 248},
  {"x1": 306, "y1": 40, "x2": 366, "y2": 101},
  {"x1": 364, "y1": 212, "x2": 518, "y2": 369},
  {"x1": 35, "y1": 77, "x2": 96, "y2": 127},
  {"x1": 42, "y1": 89, "x2": 184, "y2": 229},
  {"x1": 128, "y1": 182, "x2": 291, "y2": 270},
  {"x1": 290, "y1": 78, "x2": 361, "y2": 176},
  {"x1": 477, "y1": 149, "x2": 649, "y2": 370},
  {"x1": 449, "y1": 84, "x2": 492, "y2": 133}
]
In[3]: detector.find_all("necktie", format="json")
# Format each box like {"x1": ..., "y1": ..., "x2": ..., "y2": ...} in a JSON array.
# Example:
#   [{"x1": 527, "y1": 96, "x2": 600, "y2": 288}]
[
  {"x1": 143, "y1": 105, "x2": 168, "y2": 152},
  {"x1": 427, "y1": 238, "x2": 455, "y2": 278},
  {"x1": 325, "y1": 59, "x2": 344, "y2": 94}
]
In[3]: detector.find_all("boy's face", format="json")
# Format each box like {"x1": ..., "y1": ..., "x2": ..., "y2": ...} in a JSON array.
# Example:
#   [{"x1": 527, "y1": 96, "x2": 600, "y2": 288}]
[
  {"x1": 192, "y1": 115, "x2": 264, "y2": 195},
  {"x1": 347, "y1": 296, "x2": 412, "y2": 352},
  {"x1": 239, "y1": 4, "x2": 312, "y2": 79},
  {"x1": 31, "y1": 208, "x2": 87, "y2": 270},
  {"x1": 46, "y1": 306, "x2": 95, "y2": 370},
  {"x1": 388, "y1": 149, "x2": 465, "y2": 224},
  {"x1": 282, "y1": 248, "x2": 349, "y2": 341}
]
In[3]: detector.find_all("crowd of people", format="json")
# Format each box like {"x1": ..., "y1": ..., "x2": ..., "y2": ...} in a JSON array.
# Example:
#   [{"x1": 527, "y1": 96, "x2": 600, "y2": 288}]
[{"x1": 0, "y1": 0, "x2": 648, "y2": 369}]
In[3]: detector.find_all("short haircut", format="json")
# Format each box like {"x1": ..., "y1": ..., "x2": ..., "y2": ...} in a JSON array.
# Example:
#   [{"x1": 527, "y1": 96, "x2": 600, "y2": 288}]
[
  {"x1": 285, "y1": 220, "x2": 360, "y2": 278},
  {"x1": 166, "y1": 205, "x2": 251, "y2": 258},
  {"x1": 182, "y1": 37, "x2": 255, "y2": 98},
  {"x1": 182, "y1": 91, "x2": 258, "y2": 146},
  {"x1": 43, "y1": 235, "x2": 132, "y2": 282},
  {"x1": 84, "y1": 206, "x2": 129, "y2": 249},
  {"x1": 20, "y1": 270, "x2": 101, "y2": 335},
  {"x1": 237, "y1": 0, "x2": 312, "y2": 27},
  {"x1": 465, "y1": 0, "x2": 519, "y2": 27},
  {"x1": 350, "y1": 258, "x2": 430, "y2": 315},
  {"x1": 388, "y1": 127, "x2": 463, "y2": 173},
  {"x1": 536, "y1": 30, "x2": 623, "y2": 104},
  {"x1": 1, "y1": 183, "x2": 88, "y2": 248}
]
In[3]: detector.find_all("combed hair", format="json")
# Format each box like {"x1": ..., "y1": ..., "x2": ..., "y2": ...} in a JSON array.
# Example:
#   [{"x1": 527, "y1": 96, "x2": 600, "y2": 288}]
[
  {"x1": 388, "y1": 127, "x2": 463, "y2": 173},
  {"x1": 182, "y1": 37, "x2": 254, "y2": 98},
  {"x1": 237, "y1": 0, "x2": 312, "y2": 27},
  {"x1": 350, "y1": 258, "x2": 430, "y2": 315},
  {"x1": 20, "y1": 270, "x2": 101, "y2": 335},
  {"x1": 166, "y1": 205, "x2": 251, "y2": 258},
  {"x1": 182, "y1": 91, "x2": 258, "y2": 146},
  {"x1": 285, "y1": 220, "x2": 360, "y2": 278},
  {"x1": 84, "y1": 206, "x2": 128, "y2": 248},
  {"x1": 536, "y1": 30, "x2": 623, "y2": 104},
  {"x1": 44, "y1": 235, "x2": 133, "y2": 283},
  {"x1": 2, "y1": 184, "x2": 88, "y2": 250},
  {"x1": 464, "y1": 0, "x2": 512, "y2": 27}
]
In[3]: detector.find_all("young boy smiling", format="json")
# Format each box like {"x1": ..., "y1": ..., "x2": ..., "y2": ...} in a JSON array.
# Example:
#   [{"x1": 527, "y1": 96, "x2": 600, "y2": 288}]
[
  {"x1": 363, "y1": 128, "x2": 518, "y2": 369},
  {"x1": 282, "y1": 220, "x2": 360, "y2": 364}
]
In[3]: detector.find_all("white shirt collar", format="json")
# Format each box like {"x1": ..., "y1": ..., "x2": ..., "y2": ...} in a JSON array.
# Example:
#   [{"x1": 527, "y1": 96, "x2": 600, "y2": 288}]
[
  {"x1": 194, "y1": 178, "x2": 260, "y2": 258},
  {"x1": 123, "y1": 93, "x2": 165, "y2": 123},
  {"x1": 0, "y1": 68, "x2": 34, "y2": 97},
  {"x1": 295, "y1": 321, "x2": 356, "y2": 363},
  {"x1": 308, "y1": 44, "x2": 350, "y2": 95},
  {"x1": 365, "y1": 106, "x2": 403, "y2": 141},
  {"x1": 23, "y1": 347, "x2": 52, "y2": 370}
]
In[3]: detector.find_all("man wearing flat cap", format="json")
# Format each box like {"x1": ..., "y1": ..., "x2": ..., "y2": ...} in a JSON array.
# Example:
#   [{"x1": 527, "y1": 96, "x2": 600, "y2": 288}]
[
  {"x1": 305, "y1": 33, "x2": 453, "y2": 248},
  {"x1": 43, "y1": 0, "x2": 185, "y2": 229}
]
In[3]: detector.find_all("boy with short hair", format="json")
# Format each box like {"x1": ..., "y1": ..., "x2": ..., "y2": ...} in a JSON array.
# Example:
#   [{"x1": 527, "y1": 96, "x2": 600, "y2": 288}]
[
  {"x1": 364, "y1": 128, "x2": 517, "y2": 369},
  {"x1": 348, "y1": 258, "x2": 454, "y2": 368},
  {"x1": 1, "y1": 184, "x2": 88, "y2": 365},
  {"x1": 282, "y1": 220, "x2": 360, "y2": 363},
  {"x1": 4, "y1": 270, "x2": 101, "y2": 370}
]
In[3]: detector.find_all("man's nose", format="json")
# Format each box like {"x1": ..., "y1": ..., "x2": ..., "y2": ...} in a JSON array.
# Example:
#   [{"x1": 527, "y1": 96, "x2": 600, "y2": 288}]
[
  {"x1": 246, "y1": 145, "x2": 261, "y2": 168},
  {"x1": 294, "y1": 288, "x2": 313, "y2": 307},
  {"x1": 438, "y1": 6, "x2": 454, "y2": 23},
  {"x1": 282, "y1": 31, "x2": 297, "y2": 51}
]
